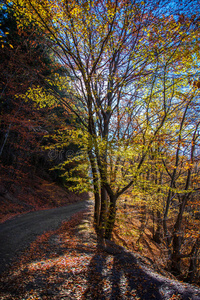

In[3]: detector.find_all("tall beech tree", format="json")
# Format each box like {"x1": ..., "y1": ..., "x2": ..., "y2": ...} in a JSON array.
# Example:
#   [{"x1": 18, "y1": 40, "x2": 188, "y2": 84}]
[{"x1": 11, "y1": 0, "x2": 200, "y2": 239}]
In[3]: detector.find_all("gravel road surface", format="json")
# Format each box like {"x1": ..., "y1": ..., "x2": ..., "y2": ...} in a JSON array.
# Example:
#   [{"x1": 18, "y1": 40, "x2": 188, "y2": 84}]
[{"x1": 0, "y1": 200, "x2": 90, "y2": 274}]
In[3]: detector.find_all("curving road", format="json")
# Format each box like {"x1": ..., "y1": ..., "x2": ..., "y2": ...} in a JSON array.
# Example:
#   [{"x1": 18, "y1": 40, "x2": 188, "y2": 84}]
[{"x1": 0, "y1": 200, "x2": 90, "y2": 274}]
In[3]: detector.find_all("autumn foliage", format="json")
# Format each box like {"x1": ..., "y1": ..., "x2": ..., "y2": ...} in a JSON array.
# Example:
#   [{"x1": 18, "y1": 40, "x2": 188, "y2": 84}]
[
  {"x1": 1, "y1": 0, "x2": 200, "y2": 285},
  {"x1": 0, "y1": 4, "x2": 87, "y2": 222}
]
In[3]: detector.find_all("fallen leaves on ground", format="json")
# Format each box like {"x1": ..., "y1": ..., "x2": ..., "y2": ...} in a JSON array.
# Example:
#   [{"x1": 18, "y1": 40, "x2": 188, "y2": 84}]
[{"x1": 0, "y1": 208, "x2": 200, "y2": 300}]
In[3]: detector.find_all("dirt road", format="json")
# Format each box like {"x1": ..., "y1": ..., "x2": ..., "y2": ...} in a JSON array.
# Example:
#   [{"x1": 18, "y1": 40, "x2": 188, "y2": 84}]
[{"x1": 0, "y1": 200, "x2": 90, "y2": 274}]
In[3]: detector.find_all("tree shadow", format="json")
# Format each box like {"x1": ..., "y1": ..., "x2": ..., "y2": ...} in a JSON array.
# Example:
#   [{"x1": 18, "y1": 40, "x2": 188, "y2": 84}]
[
  {"x1": 1, "y1": 229, "x2": 200, "y2": 300},
  {"x1": 82, "y1": 243, "x2": 108, "y2": 300},
  {"x1": 82, "y1": 240, "x2": 199, "y2": 300},
  {"x1": 111, "y1": 250, "x2": 162, "y2": 299}
]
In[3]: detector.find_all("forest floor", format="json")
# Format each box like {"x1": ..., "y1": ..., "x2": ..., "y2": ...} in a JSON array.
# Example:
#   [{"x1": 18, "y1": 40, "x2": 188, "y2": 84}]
[{"x1": 0, "y1": 199, "x2": 200, "y2": 300}]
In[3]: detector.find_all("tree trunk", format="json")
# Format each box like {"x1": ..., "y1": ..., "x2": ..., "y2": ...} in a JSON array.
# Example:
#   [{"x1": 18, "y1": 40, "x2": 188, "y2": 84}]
[
  {"x1": 163, "y1": 190, "x2": 173, "y2": 254},
  {"x1": 153, "y1": 210, "x2": 162, "y2": 244},
  {"x1": 98, "y1": 186, "x2": 107, "y2": 238},
  {"x1": 186, "y1": 237, "x2": 200, "y2": 283},
  {"x1": 105, "y1": 194, "x2": 117, "y2": 240},
  {"x1": 170, "y1": 232, "x2": 182, "y2": 275},
  {"x1": 94, "y1": 191, "x2": 100, "y2": 231},
  {"x1": 170, "y1": 195, "x2": 187, "y2": 275},
  {"x1": 88, "y1": 150, "x2": 100, "y2": 231}
]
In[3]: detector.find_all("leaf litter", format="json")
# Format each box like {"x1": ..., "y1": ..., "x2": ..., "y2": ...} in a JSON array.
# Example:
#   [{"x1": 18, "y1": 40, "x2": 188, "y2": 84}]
[{"x1": 0, "y1": 207, "x2": 200, "y2": 300}]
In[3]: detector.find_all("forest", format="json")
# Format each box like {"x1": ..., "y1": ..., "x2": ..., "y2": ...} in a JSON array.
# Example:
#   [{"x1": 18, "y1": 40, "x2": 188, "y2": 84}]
[{"x1": 0, "y1": 0, "x2": 200, "y2": 292}]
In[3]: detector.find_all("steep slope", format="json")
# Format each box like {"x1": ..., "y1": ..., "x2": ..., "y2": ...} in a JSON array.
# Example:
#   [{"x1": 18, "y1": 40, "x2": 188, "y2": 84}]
[{"x1": 0, "y1": 175, "x2": 88, "y2": 223}]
